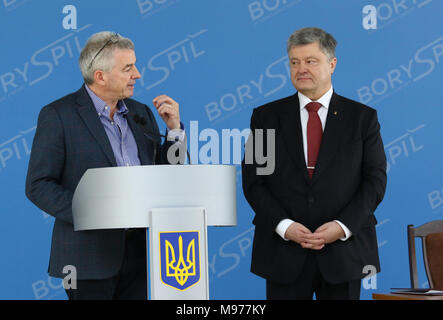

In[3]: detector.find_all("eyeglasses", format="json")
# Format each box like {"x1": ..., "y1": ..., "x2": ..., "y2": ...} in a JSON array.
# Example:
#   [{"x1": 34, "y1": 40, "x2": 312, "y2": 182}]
[{"x1": 88, "y1": 32, "x2": 119, "y2": 69}]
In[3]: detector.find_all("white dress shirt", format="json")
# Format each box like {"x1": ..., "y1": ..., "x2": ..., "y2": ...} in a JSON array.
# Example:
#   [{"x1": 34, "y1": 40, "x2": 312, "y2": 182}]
[{"x1": 275, "y1": 86, "x2": 352, "y2": 241}]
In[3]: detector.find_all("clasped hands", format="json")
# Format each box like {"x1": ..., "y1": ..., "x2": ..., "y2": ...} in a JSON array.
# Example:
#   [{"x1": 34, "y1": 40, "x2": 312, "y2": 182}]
[{"x1": 284, "y1": 221, "x2": 345, "y2": 250}]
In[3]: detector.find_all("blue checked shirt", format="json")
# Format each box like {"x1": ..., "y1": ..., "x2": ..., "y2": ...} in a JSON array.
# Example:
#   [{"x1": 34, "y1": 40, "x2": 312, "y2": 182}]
[{"x1": 85, "y1": 85, "x2": 141, "y2": 167}]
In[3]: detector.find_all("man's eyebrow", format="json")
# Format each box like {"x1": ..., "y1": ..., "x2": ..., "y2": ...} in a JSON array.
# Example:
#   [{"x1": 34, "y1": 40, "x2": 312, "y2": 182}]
[
  {"x1": 290, "y1": 56, "x2": 318, "y2": 60},
  {"x1": 122, "y1": 63, "x2": 134, "y2": 70}
]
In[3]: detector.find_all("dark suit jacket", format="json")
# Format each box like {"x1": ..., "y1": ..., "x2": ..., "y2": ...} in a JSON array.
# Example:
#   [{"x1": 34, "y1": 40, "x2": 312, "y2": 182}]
[
  {"x1": 25, "y1": 85, "x2": 175, "y2": 279},
  {"x1": 242, "y1": 92, "x2": 387, "y2": 284}
]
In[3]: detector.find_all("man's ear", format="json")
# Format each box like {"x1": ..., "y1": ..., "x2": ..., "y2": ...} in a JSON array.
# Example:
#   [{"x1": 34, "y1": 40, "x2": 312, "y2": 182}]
[
  {"x1": 330, "y1": 57, "x2": 337, "y2": 75},
  {"x1": 93, "y1": 69, "x2": 106, "y2": 85}
]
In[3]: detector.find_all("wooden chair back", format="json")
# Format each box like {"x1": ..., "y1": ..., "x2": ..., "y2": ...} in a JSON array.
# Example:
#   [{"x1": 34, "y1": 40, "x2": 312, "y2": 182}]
[{"x1": 407, "y1": 220, "x2": 443, "y2": 289}]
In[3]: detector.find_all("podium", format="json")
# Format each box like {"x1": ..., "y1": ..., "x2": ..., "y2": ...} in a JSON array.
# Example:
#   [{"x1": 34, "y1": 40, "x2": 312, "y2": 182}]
[{"x1": 72, "y1": 165, "x2": 237, "y2": 300}]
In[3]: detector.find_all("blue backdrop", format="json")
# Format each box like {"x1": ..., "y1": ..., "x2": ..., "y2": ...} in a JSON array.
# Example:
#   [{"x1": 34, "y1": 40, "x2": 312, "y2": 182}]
[{"x1": 1, "y1": 0, "x2": 442, "y2": 300}]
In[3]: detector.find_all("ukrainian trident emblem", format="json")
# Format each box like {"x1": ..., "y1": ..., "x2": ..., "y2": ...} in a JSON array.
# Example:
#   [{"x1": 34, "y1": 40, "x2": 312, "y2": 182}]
[{"x1": 159, "y1": 231, "x2": 200, "y2": 290}]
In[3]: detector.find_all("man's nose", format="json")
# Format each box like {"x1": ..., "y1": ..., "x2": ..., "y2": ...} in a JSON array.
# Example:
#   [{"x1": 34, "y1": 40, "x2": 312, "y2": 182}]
[
  {"x1": 297, "y1": 61, "x2": 309, "y2": 74},
  {"x1": 132, "y1": 65, "x2": 141, "y2": 79}
]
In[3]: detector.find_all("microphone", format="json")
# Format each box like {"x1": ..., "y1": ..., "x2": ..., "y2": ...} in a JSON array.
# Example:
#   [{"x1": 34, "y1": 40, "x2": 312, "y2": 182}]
[
  {"x1": 133, "y1": 114, "x2": 191, "y2": 164},
  {"x1": 133, "y1": 114, "x2": 162, "y2": 164}
]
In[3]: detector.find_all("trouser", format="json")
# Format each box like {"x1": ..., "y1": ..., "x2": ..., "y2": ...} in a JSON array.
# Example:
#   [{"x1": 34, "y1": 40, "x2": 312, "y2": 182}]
[
  {"x1": 65, "y1": 229, "x2": 147, "y2": 300},
  {"x1": 266, "y1": 252, "x2": 361, "y2": 300}
]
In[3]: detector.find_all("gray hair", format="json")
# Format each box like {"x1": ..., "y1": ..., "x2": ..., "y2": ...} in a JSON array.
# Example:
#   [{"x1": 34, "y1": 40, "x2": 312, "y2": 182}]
[
  {"x1": 79, "y1": 31, "x2": 135, "y2": 85},
  {"x1": 287, "y1": 27, "x2": 337, "y2": 60}
]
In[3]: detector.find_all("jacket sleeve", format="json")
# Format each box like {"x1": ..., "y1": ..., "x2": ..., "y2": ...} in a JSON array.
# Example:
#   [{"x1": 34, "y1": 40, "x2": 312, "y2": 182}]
[
  {"x1": 25, "y1": 105, "x2": 74, "y2": 225},
  {"x1": 335, "y1": 109, "x2": 387, "y2": 235},
  {"x1": 241, "y1": 108, "x2": 291, "y2": 234}
]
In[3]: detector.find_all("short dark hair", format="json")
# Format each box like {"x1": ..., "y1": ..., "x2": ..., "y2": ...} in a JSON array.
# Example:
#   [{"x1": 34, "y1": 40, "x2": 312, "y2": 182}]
[{"x1": 287, "y1": 27, "x2": 337, "y2": 60}]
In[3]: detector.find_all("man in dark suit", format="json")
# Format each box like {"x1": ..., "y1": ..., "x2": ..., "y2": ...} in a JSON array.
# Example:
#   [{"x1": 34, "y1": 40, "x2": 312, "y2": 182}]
[
  {"x1": 25, "y1": 31, "x2": 184, "y2": 300},
  {"x1": 242, "y1": 27, "x2": 387, "y2": 300}
]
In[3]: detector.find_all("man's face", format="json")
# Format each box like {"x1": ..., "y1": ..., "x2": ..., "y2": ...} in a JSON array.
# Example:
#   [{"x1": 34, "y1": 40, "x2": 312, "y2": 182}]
[
  {"x1": 288, "y1": 41, "x2": 336, "y2": 100},
  {"x1": 103, "y1": 48, "x2": 141, "y2": 100}
]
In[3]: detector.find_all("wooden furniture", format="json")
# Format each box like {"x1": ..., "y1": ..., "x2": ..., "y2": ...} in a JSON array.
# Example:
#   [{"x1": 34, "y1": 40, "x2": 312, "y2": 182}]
[
  {"x1": 408, "y1": 220, "x2": 443, "y2": 289},
  {"x1": 373, "y1": 221, "x2": 443, "y2": 300},
  {"x1": 372, "y1": 292, "x2": 443, "y2": 300}
]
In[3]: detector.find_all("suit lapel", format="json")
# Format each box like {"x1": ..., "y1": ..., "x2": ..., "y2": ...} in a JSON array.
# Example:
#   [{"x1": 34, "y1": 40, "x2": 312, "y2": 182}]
[
  {"x1": 75, "y1": 85, "x2": 117, "y2": 167},
  {"x1": 279, "y1": 94, "x2": 310, "y2": 183},
  {"x1": 125, "y1": 104, "x2": 151, "y2": 165},
  {"x1": 311, "y1": 92, "x2": 345, "y2": 184}
]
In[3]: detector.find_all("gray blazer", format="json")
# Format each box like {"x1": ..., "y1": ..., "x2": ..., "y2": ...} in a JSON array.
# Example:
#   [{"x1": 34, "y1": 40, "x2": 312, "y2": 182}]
[{"x1": 26, "y1": 85, "x2": 174, "y2": 279}]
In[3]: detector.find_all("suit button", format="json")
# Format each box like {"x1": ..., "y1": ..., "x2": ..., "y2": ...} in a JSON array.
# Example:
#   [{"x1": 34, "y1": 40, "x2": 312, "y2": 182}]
[{"x1": 308, "y1": 196, "x2": 314, "y2": 203}]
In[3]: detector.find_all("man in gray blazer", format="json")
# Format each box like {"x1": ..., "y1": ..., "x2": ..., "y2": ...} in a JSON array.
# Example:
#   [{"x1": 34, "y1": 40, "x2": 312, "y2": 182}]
[{"x1": 25, "y1": 31, "x2": 184, "y2": 300}]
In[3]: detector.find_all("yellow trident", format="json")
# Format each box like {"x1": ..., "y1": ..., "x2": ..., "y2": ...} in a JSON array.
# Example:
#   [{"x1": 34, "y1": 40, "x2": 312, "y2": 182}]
[{"x1": 165, "y1": 235, "x2": 196, "y2": 286}]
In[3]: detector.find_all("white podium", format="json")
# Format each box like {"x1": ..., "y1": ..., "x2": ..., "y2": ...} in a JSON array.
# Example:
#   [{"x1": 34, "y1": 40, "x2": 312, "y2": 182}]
[{"x1": 72, "y1": 165, "x2": 237, "y2": 300}]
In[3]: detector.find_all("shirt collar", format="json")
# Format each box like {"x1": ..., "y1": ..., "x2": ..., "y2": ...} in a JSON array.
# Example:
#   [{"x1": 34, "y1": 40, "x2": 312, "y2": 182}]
[
  {"x1": 298, "y1": 85, "x2": 333, "y2": 111},
  {"x1": 85, "y1": 84, "x2": 129, "y2": 116}
]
